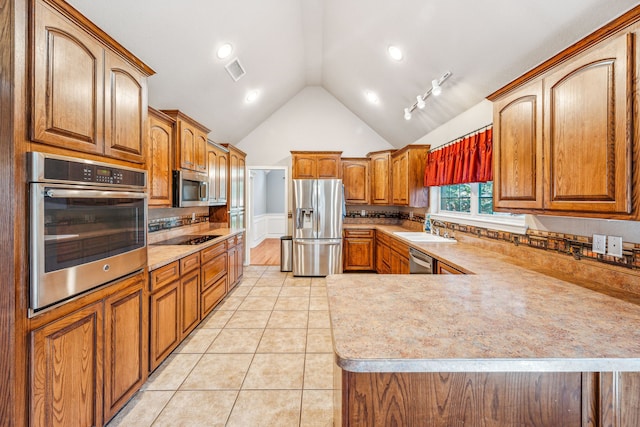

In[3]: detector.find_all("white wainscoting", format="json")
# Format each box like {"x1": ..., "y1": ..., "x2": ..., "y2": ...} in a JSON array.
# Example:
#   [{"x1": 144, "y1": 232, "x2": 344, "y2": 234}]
[{"x1": 251, "y1": 214, "x2": 286, "y2": 248}]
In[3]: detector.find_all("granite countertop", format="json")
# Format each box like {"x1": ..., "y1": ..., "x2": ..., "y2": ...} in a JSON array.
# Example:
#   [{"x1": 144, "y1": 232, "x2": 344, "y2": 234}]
[
  {"x1": 328, "y1": 226, "x2": 640, "y2": 373},
  {"x1": 147, "y1": 227, "x2": 244, "y2": 270}
]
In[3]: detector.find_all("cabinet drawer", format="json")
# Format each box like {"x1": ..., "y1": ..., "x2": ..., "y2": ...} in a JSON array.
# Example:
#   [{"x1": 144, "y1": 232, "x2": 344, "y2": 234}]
[
  {"x1": 376, "y1": 231, "x2": 390, "y2": 246},
  {"x1": 149, "y1": 261, "x2": 180, "y2": 292},
  {"x1": 235, "y1": 233, "x2": 244, "y2": 246},
  {"x1": 344, "y1": 229, "x2": 374, "y2": 238},
  {"x1": 180, "y1": 252, "x2": 200, "y2": 274},
  {"x1": 201, "y1": 253, "x2": 228, "y2": 291},
  {"x1": 389, "y1": 238, "x2": 409, "y2": 257},
  {"x1": 200, "y1": 241, "x2": 226, "y2": 263},
  {"x1": 226, "y1": 236, "x2": 237, "y2": 248},
  {"x1": 201, "y1": 276, "x2": 227, "y2": 318}
]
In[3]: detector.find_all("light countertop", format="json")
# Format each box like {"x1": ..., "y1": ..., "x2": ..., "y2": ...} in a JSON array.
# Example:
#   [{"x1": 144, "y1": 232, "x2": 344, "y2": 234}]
[{"x1": 328, "y1": 226, "x2": 640, "y2": 373}]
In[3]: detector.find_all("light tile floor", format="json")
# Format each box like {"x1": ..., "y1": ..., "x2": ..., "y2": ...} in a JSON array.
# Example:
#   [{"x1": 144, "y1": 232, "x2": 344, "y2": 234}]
[{"x1": 107, "y1": 266, "x2": 334, "y2": 427}]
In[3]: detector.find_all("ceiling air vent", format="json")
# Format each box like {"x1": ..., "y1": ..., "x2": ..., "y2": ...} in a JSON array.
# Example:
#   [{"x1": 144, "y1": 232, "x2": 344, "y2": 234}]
[{"x1": 225, "y1": 58, "x2": 245, "y2": 82}]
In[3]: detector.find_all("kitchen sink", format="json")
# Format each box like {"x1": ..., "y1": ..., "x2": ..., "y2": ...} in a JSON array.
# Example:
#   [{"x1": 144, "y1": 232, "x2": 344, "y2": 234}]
[{"x1": 392, "y1": 232, "x2": 456, "y2": 243}]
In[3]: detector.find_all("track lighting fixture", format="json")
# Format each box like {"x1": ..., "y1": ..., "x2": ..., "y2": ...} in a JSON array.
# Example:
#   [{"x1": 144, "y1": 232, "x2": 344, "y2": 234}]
[{"x1": 403, "y1": 71, "x2": 451, "y2": 120}]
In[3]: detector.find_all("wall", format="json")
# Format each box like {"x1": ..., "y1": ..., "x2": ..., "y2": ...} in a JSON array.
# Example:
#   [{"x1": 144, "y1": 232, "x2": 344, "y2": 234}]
[
  {"x1": 237, "y1": 86, "x2": 394, "y2": 166},
  {"x1": 266, "y1": 170, "x2": 285, "y2": 213},
  {"x1": 417, "y1": 100, "x2": 640, "y2": 243},
  {"x1": 251, "y1": 170, "x2": 267, "y2": 216}
]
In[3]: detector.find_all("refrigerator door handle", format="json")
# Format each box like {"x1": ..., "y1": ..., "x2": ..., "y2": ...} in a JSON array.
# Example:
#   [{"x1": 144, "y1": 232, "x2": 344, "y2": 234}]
[{"x1": 294, "y1": 238, "x2": 342, "y2": 245}]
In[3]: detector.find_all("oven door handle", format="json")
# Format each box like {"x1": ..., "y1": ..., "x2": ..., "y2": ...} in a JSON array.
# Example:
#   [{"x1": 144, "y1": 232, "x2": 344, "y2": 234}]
[{"x1": 45, "y1": 188, "x2": 146, "y2": 199}]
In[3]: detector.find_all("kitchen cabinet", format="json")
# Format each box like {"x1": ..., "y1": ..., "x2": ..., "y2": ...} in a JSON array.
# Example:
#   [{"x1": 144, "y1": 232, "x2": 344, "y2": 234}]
[
  {"x1": 490, "y1": 31, "x2": 636, "y2": 219},
  {"x1": 148, "y1": 107, "x2": 175, "y2": 207},
  {"x1": 149, "y1": 276, "x2": 180, "y2": 371},
  {"x1": 391, "y1": 145, "x2": 429, "y2": 207},
  {"x1": 31, "y1": 0, "x2": 152, "y2": 164},
  {"x1": 368, "y1": 150, "x2": 394, "y2": 205},
  {"x1": 435, "y1": 260, "x2": 464, "y2": 275},
  {"x1": 161, "y1": 110, "x2": 210, "y2": 173},
  {"x1": 342, "y1": 158, "x2": 370, "y2": 204},
  {"x1": 103, "y1": 278, "x2": 147, "y2": 421},
  {"x1": 389, "y1": 237, "x2": 410, "y2": 274},
  {"x1": 200, "y1": 241, "x2": 228, "y2": 318},
  {"x1": 179, "y1": 253, "x2": 201, "y2": 339},
  {"x1": 211, "y1": 144, "x2": 246, "y2": 228},
  {"x1": 207, "y1": 141, "x2": 229, "y2": 206},
  {"x1": 375, "y1": 231, "x2": 391, "y2": 274},
  {"x1": 30, "y1": 272, "x2": 146, "y2": 427},
  {"x1": 291, "y1": 151, "x2": 342, "y2": 179},
  {"x1": 31, "y1": 302, "x2": 104, "y2": 427},
  {"x1": 343, "y1": 229, "x2": 375, "y2": 271},
  {"x1": 227, "y1": 234, "x2": 244, "y2": 290}
]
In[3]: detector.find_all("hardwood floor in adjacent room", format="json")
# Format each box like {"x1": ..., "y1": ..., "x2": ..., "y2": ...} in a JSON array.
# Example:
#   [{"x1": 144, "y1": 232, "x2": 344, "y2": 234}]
[{"x1": 250, "y1": 239, "x2": 281, "y2": 266}]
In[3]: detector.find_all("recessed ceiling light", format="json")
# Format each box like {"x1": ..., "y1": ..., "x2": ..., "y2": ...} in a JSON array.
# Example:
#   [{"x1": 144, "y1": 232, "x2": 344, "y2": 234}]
[
  {"x1": 388, "y1": 45, "x2": 403, "y2": 61},
  {"x1": 216, "y1": 43, "x2": 233, "y2": 60},
  {"x1": 365, "y1": 90, "x2": 379, "y2": 104},
  {"x1": 245, "y1": 90, "x2": 259, "y2": 103}
]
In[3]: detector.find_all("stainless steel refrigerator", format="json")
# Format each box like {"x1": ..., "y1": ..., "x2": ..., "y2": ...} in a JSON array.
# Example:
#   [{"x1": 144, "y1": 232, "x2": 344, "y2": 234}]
[{"x1": 292, "y1": 179, "x2": 343, "y2": 276}]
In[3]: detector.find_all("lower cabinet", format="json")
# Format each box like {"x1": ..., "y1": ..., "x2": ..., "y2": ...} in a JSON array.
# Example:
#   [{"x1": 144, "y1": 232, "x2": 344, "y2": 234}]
[
  {"x1": 389, "y1": 238, "x2": 410, "y2": 274},
  {"x1": 227, "y1": 234, "x2": 244, "y2": 291},
  {"x1": 435, "y1": 260, "x2": 464, "y2": 274},
  {"x1": 179, "y1": 268, "x2": 200, "y2": 339},
  {"x1": 343, "y1": 229, "x2": 375, "y2": 271},
  {"x1": 30, "y1": 272, "x2": 146, "y2": 427},
  {"x1": 149, "y1": 280, "x2": 180, "y2": 371},
  {"x1": 375, "y1": 232, "x2": 391, "y2": 274}
]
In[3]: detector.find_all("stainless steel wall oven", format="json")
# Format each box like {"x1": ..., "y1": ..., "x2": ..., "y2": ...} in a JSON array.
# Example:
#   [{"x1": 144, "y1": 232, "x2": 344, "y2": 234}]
[{"x1": 28, "y1": 152, "x2": 147, "y2": 313}]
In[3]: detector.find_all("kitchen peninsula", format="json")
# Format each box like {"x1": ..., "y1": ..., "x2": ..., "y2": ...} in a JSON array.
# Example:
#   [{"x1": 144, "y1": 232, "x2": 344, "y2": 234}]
[{"x1": 328, "y1": 231, "x2": 640, "y2": 426}]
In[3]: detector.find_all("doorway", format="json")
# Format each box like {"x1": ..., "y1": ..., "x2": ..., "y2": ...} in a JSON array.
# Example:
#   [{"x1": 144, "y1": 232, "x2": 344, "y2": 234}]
[{"x1": 246, "y1": 166, "x2": 288, "y2": 266}]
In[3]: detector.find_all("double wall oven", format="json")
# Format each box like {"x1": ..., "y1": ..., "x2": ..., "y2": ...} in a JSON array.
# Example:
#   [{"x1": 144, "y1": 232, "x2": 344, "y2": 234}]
[{"x1": 28, "y1": 152, "x2": 147, "y2": 313}]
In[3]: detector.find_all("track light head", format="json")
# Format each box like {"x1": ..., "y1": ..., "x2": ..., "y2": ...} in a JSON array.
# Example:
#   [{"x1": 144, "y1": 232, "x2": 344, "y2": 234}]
[
  {"x1": 404, "y1": 108, "x2": 412, "y2": 121},
  {"x1": 431, "y1": 79, "x2": 442, "y2": 96},
  {"x1": 416, "y1": 95, "x2": 426, "y2": 110}
]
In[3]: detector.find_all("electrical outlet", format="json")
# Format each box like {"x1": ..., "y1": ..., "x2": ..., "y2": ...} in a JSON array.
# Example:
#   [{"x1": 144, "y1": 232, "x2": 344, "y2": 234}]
[
  {"x1": 592, "y1": 234, "x2": 606, "y2": 255},
  {"x1": 607, "y1": 235, "x2": 623, "y2": 258}
]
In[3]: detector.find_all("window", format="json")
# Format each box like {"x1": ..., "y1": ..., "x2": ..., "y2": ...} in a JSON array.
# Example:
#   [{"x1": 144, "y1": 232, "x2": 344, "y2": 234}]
[{"x1": 435, "y1": 181, "x2": 527, "y2": 233}]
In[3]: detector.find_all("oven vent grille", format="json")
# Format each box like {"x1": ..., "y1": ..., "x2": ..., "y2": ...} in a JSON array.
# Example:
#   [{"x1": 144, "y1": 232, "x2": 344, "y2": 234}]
[{"x1": 225, "y1": 58, "x2": 245, "y2": 81}]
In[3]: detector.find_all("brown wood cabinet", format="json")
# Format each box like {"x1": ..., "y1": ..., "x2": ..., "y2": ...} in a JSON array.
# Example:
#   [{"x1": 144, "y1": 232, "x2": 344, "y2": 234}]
[
  {"x1": 390, "y1": 145, "x2": 429, "y2": 207},
  {"x1": 31, "y1": 302, "x2": 104, "y2": 427},
  {"x1": 493, "y1": 80, "x2": 543, "y2": 210},
  {"x1": 201, "y1": 241, "x2": 228, "y2": 318},
  {"x1": 149, "y1": 279, "x2": 180, "y2": 371},
  {"x1": 375, "y1": 231, "x2": 391, "y2": 274},
  {"x1": 148, "y1": 108, "x2": 175, "y2": 207},
  {"x1": 343, "y1": 229, "x2": 375, "y2": 271},
  {"x1": 211, "y1": 144, "x2": 246, "y2": 229},
  {"x1": 103, "y1": 278, "x2": 147, "y2": 421},
  {"x1": 31, "y1": 0, "x2": 151, "y2": 164},
  {"x1": 207, "y1": 141, "x2": 229, "y2": 206},
  {"x1": 368, "y1": 150, "x2": 393, "y2": 205},
  {"x1": 490, "y1": 29, "x2": 637, "y2": 219},
  {"x1": 291, "y1": 151, "x2": 342, "y2": 179},
  {"x1": 227, "y1": 234, "x2": 244, "y2": 290},
  {"x1": 179, "y1": 254, "x2": 200, "y2": 339},
  {"x1": 342, "y1": 158, "x2": 370, "y2": 204},
  {"x1": 435, "y1": 261, "x2": 464, "y2": 274},
  {"x1": 389, "y1": 238, "x2": 410, "y2": 274},
  {"x1": 161, "y1": 110, "x2": 210, "y2": 173}
]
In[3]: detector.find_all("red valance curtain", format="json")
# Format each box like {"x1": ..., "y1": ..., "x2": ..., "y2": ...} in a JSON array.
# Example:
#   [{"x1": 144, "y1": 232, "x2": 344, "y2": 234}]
[{"x1": 423, "y1": 126, "x2": 492, "y2": 187}]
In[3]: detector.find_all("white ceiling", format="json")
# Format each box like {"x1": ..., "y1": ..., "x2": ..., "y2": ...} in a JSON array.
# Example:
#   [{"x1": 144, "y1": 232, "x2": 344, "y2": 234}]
[{"x1": 67, "y1": 0, "x2": 638, "y2": 148}]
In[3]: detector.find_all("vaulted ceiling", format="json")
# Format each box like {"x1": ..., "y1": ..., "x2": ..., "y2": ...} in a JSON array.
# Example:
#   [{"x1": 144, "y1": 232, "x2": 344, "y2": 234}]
[{"x1": 67, "y1": 0, "x2": 638, "y2": 148}]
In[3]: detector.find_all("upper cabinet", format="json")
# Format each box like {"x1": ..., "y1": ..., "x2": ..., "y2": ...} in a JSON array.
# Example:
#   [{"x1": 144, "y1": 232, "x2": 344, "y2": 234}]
[
  {"x1": 161, "y1": 110, "x2": 209, "y2": 173},
  {"x1": 148, "y1": 108, "x2": 175, "y2": 207},
  {"x1": 391, "y1": 145, "x2": 429, "y2": 207},
  {"x1": 490, "y1": 30, "x2": 636, "y2": 219},
  {"x1": 493, "y1": 80, "x2": 544, "y2": 210},
  {"x1": 291, "y1": 151, "x2": 342, "y2": 179},
  {"x1": 368, "y1": 150, "x2": 393, "y2": 205},
  {"x1": 207, "y1": 141, "x2": 229, "y2": 206},
  {"x1": 31, "y1": 0, "x2": 153, "y2": 164},
  {"x1": 342, "y1": 158, "x2": 370, "y2": 204}
]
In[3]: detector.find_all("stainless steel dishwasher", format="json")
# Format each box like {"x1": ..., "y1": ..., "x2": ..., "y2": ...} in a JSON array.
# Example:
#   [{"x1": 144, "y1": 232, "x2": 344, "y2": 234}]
[{"x1": 408, "y1": 247, "x2": 434, "y2": 274}]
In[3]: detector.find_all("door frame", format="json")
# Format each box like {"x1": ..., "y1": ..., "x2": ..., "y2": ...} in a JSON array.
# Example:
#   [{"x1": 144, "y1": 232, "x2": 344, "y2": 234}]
[{"x1": 245, "y1": 165, "x2": 289, "y2": 265}]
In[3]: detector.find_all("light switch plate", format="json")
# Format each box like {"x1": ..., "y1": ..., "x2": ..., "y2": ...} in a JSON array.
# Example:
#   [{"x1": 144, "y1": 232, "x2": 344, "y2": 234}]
[
  {"x1": 607, "y1": 236, "x2": 623, "y2": 258},
  {"x1": 592, "y1": 234, "x2": 606, "y2": 255}
]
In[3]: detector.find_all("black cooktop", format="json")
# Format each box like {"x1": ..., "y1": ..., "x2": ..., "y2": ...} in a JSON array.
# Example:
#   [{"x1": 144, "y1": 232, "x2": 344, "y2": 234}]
[{"x1": 153, "y1": 235, "x2": 222, "y2": 246}]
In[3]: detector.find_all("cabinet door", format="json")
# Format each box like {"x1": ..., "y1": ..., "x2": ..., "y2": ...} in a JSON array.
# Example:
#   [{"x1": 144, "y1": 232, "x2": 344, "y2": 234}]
[
  {"x1": 178, "y1": 120, "x2": 197, "y2": 171},
  {"x1": 229, "y1": 151, "x2": 240, "y2": 210},
  {"x1": 148, "y1": 110, "x2": 173, "y2": 207},
  {"x1": 543, "y1": 33, "x2": 631, "y2": 214},
  {"x1": 207, "y1": 148, "x2": 220, "y2": 203},
  {"x1": 342, "y1": 159, "x2": 370, "y2": 204},
  {"x1": 391, "y1": 153, "x2": 409, "y2": 205},
  {"x1": 31, "y1": 302, "x2": 103, "y2": 427},
  {"x1": 235, "y1": 241, "x2": 244, "y2": 284},
  {"x1": 292, "y1": 154, "x2": 317, "y2": 179},
  {"x1": 217, "y1": 151, "x2": 228, "y2": 204},
  {"x1": 237, "y1": 154, "x2": 246, "y2": 210},
  {"x1": 343, "y1": 238, "x2": 374, "y2": 271},
  {"x1": 493, "y1": 80, "x2": 544, "y2": 210},
  {"x1": 32, "y1": 0, "x2": 104, "y2": 154},
  {"x1": 370, "y1": 152, "x2": 391, "y2": 205},
  {"x1": 316, "y1": 154, "x2": 341, "y2": 178},
  {"x1": 103, "y1": 53, "x2": 147, "y2": 163},
  {"x1": 201, "y1": 276, "x2": 227, "y2": 318},
  {"x1": 104, "y1": 279, "x2": 147, "y2": 421},
  {"x1": 150, "y1": 281, "x2": 180, "y2": 371},
  {"x1": 194, "y1": 131, "x2": 208, "y2": 173},
  {"x1": 180, "y1": 269, "x2": 200, "y2": 339}
]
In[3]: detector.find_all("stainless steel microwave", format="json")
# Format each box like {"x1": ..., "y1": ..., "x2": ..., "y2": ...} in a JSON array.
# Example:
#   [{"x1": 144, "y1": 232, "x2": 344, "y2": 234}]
[{"x1": 173, "y1": 169, "x2": 208, "y2": 207}]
